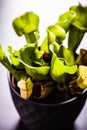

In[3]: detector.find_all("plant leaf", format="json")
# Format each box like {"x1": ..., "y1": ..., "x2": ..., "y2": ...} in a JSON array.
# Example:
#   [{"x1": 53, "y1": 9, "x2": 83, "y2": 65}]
[
  {"x1": 47, "y1": 24, "x2": 66, "y2": 44},
  {"x1": 12, "y1": 12, "x2": 39, "y2": 43},
  {"x1": 70, "y1": 4, "x2": 87, "y2": 31},
  {"x1": 8, "y1": 46, "x2": 24, "y2": 69},
  {"x1": 0, "y1": 45, "x2": 28, "y2": 81},
  {"x1": 17, "y1": 77, "x2": 33, "y2": 99},
  {"x1": 56, "y1": 10, "x2": 76, "y2": 32},
  {"x1": 77, "y1": 65, "x2": 87, "y2": 89},
  {"x1": 63, "y1": 45, "x2": 75, "y2": 65},
  {"x1": 20, "y1": 44, "x2": 50, "y2": 80},
  {"x1": 68, "y1": 4, "x2": 87, "y2": 53},
  {"x1": 50, "y1": 49, "x2": 77, "y2": 83}
]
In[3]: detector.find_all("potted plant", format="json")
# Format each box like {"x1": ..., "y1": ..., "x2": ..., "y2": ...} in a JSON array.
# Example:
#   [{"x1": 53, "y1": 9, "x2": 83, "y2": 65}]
[{"x1": 0, "y1": 3, "x2": 87, "y2": 130}]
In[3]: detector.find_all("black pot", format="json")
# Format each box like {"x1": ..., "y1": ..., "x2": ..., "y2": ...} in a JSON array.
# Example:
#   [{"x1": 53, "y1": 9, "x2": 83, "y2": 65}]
[{"x1": 8, "y1": 72, "x2": 87, "y2": 130}]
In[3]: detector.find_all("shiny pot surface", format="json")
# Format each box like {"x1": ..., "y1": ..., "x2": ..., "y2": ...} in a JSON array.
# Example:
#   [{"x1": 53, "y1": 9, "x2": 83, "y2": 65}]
[{"x1": 8, "y1": 73, "x2": 87, "y2": 130}]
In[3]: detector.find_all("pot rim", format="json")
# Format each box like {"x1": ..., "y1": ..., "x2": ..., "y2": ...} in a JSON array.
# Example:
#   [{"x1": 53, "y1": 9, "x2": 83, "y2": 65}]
[{"x1": 7, "y1": 71, "x2": 87, "y2": 107}]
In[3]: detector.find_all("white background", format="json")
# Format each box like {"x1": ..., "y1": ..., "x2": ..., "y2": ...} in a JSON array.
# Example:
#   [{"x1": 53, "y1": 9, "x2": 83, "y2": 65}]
[
  {"x1": 0, "y1": 0, "x2": 87, "y2": 49},
  {"x1": 0, "y1": 0, "x2": 87, "y2": 129}
]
